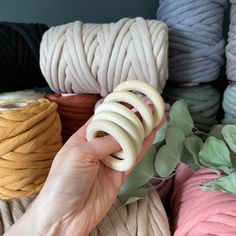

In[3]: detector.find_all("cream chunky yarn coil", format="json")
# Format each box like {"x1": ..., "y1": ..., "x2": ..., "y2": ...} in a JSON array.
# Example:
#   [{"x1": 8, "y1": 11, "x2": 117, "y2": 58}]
[
  {"x1": 2, "y1": 191, "x2": 170, "y2": 236},
  {"x1": 0, "y1": 197, "x2": 33, "y2": 233},
  {"x1": 40, "y1": 17, "x2": 168, "y2": 97}
]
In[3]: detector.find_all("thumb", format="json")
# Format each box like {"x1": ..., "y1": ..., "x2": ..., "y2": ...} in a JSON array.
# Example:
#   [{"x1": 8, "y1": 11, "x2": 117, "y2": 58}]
[{"x1": 86, "y1": 135, "x2": 121, "y2": 160}]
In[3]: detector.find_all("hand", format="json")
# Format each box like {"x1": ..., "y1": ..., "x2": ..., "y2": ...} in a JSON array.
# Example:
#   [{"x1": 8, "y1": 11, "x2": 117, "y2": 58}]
[{"x1": 6, "y1": 117, "x2": 164, "y2": 236}]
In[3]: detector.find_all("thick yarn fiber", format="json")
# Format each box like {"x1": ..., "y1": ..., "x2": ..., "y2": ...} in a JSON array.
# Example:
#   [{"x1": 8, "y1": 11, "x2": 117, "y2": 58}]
[
  {"x1": 0, "y1": 99, "x2": 62, "y2": 200},
  {"x1": 222, "y1": 82, "x2": 236, "y2": 123},
  {"x1": 0, "y1": 197, "x2": 33, "y2": 234},
  {"x1": 2, "y1": 191, "x2": 170, "y2": 236},
  {"x1": 163, "y1": 84, "x2": 220, "y2": 131},
  {"x1": 91, "y1": 190, "x2": 170, "y2": 236},
  {"x1": 157, "y1": 0, "x2": 227, "y2": 83},
  {"x1": 226, "y1": 0, "x2": 236, "y2": 81},
  {"x1": 172, "y1": 164, "x2": 236, "y2": 235},
  {"x1": 0, "y1": 89, "x2": 45, "y2": 103},
  {"x1": 47, "y1": 93, "x2": 101, "y2": 143},
  {"x1": 40, "y1": 17, "x2": 168, "y2": 97},
  {"x1": 0, "y1": 22, "x2": 48, "y2": 92}
]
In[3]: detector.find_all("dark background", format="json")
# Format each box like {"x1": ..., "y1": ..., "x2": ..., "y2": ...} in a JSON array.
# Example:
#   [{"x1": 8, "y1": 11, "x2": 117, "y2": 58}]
[{"x1": 0, "y1": 0, "x2": 159, "y2": 25}]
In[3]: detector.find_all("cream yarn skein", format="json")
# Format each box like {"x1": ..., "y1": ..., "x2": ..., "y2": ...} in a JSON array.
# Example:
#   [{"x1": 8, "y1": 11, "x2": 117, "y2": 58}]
[
  {"x1": 0, "y1": 89, "x2": 45, "y2": 103},
  {"x1": 86, "y1": 80, "x2": 164, "y2": 171},
  {"x1": 40, "y1": 18, "x2": 168, "y2": 97},
  {"x1": 1, "y1": 191, "x2": 171, "y2": 236}
]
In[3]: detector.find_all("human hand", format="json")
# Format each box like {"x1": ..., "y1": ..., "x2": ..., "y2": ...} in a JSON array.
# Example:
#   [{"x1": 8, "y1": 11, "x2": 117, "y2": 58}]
[{"x1": 6, "y1": 117, "x2": 165, "y2": 236}]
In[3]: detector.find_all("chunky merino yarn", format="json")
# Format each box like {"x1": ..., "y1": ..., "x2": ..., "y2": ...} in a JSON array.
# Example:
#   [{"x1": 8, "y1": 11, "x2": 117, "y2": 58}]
[
  {"x1": 163, "y1": 84, "x2": 220, "y2": 131},
  {"x1": 91, "y1": 190, "x2": 170, "y2": 236},
  {"x1": 0, "y1": 197, "x2": 33, "y2": 234},
  {"x1": 222, "y1": 82, "x2": 236, "y2": 124},
  {"x1": 0, "y1": 22, "x2": 48, "y2": 92},
  {"x1": 40, "y1": 17, "x2": 168, "y2": 97},
  {"x1": 0, "y1": 99, "x2": 62, "y2": 200},
  {"x1": 172, "y1": 164, "x2": 236, "y2": 235},
  {"x1": 1, "y1": 191, "x2": 170, "y2": 236},
  {"x1": 157, "y1": 0, "x2": 227, "y2": 83},
  {"x1": 47, "y1": 93, "x2": 101, "y2": 143},
  {"x1": 0, "y1": 89, "x2": 45, "y2": 103},
  {"x1": 226, "y1": 0, "x2": 236, "y2": 81}
]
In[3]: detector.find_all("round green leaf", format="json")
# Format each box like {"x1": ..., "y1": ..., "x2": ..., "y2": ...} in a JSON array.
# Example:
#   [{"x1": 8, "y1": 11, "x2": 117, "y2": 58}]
[
  {"x1": 222, "y1": 125, "x2": 236, "y2": 153},
  {"x1": 154, "y1": 122, "x2": 168, "y2": 144},
  {"x1": 181, "y1": 146, "x2": 199, "y2": 171},
  {"x1": 169, "y1": 100, "x2": 194, "y2": 136},
  {"x1": 120, "y1": 145, "x2": 156, "y2": 192},
  {"x1": 184, "y1": 135, "x2": 203, "y2": 166},
  {"x1": 199, "y1": 137, "x2": 234, "y2": 174},
  {"x1": 155, "y1": 126, "x2": 185, "y2": 177},
  {"x1": 119, "y1": 186, "x2": 148, "y2": 205},
  {"x1": 209, "y1": 125, "x2": 224, "y2": 140},
  {"x1": 201, "y1": 172, "x2": 236, "y2": 195}
]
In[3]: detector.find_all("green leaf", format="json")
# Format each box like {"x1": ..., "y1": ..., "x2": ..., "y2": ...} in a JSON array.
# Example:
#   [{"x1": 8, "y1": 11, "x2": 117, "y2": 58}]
[
  {"x1": 222, "y1": 125, "x2": 236, "y2": 153},
  {"x1": 208, "y1": 125, "x2": 224, "y2": 140},
  {"x1": 201, "y1": 172, "x2": 236, "y2": 195},
  {"x1": 180, "y1": 146, "x2": 198, "y2": 171},
  {"x1": 120, "y1": 145, "x2": 156, "y2": 192},
  {"x1": 181, "y1": 135, "x2": 202, "y2": 171},
  {"x1": 154, "y1": 141, "x2": 165, "y2": 151},
  {"x1": 199, "y1": 137, "x2": 234, "y2": 174},
  {"x1": 184, "y1": 135, "x2": 203, "y2": 166},
  {"x1": 119, "y1": 186, "x2": 148, "y2": 204},
  {"x1": 154, "y1": 122, "x2": 168, "y2": 144},
  {"x1": 169, "y1": 100, "x2": 194, "y2": 136},
  {"x1": 155, "y1": 126, "x2": 185, "y2": 177}
]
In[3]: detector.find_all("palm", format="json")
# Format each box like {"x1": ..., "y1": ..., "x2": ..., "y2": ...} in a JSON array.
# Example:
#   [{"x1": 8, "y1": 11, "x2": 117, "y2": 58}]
[{"x1": 38, "y1": 119, "x2": 157, "y2": 235}]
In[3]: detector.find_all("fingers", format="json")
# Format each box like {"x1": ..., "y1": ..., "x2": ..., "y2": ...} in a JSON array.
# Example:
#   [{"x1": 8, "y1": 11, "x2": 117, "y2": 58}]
[{"x1": 86, "y1": 135, "x2": 121, "y2": 160}]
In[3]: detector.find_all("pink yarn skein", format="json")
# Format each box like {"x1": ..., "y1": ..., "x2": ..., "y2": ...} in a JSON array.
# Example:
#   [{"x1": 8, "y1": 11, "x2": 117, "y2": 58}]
[{"x1": 172, "y1": 164, "x2": 236, "y2": 235}]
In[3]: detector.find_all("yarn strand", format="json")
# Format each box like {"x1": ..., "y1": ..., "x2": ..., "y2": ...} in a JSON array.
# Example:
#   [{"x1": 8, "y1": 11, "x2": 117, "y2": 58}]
[{"x1": 40, "y1": 18, "x2": 168, "y2": 96}]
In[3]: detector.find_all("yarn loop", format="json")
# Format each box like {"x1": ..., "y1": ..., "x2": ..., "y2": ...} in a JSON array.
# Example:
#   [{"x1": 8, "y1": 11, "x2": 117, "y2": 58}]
[
  {"x1": 172, "y1": 164, "x2": 236, "y2": 235},
  {"x1": 0, "y1": 22, "x2": 48, "y2": 92},
  {"x1": 157, "y1": 0, "x2": 227, "y2": 83},
  {"x1": 0, "y1": 191, "x2": 170, "y2": 236},
  {"x1": 47, "y1": 93, "x2": 101, "y2": 143},
  {"x1": 40, "y1": 17, "x2": 168, "y2": 96},
  {"x1": 0, "y1": 99, "x2": 62, "y2": 200},
  {"x1": 222, "y1": 82, "x2": 236, "y2": 124},
  {"x1": 163, "y1": 84, "x2": 220, "y2": 131},
  {"x1": 227, "y1": 1, "x2": 236, "y2": 81}
]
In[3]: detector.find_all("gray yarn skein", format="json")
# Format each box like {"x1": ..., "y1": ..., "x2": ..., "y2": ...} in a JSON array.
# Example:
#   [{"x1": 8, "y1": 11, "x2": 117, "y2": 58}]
[
  {"x1": 222, "y1": 82, "x2": 236, "y2": 124},
  {"x1": 163, "y1": 85, "x2": 220, "y2": 131},
  {"x1": 227, "y1": 1, "x2": 236, "y2": 81},
  {"x1": 157, "y1": 0, "x2": 227, "y2": 83}
]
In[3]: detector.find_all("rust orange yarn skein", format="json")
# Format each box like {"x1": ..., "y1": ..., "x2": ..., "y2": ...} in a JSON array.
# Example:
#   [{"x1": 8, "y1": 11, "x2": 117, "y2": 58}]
[
  {"x1": 0, "y1": 99, "x2": 62, "y2": 200},
  {"x1": 47, "y1": 94, "x2": 101, "y2": 143}
]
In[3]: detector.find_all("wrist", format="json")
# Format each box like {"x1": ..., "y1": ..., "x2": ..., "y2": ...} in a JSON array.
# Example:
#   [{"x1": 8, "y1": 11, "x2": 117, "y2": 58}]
[
  {"x1": 5, "y1": 193, "x2": 90, "y2": 236},
  {"x1": 4, "y1": 199, "x2": 60, "y2": 236}
]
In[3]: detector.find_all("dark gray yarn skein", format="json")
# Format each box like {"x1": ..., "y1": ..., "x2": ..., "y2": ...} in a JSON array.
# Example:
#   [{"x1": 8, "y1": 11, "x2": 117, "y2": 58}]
[
  {"x1": 163, "y1": 84, "x2": 220, "y2": 131},
  {"x1": 157, "y1": 0, "x2": 227, "y2": 84}
]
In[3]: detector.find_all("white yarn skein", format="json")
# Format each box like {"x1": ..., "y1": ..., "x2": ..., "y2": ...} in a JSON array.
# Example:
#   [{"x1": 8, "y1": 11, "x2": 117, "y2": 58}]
[
  {"x1": 40, "y1": 18, "x2": 168, "y2": 97},
  {"x1": 86, "y1": 80, "x2": 164, "y2": 171},
  {"x1": 0, "y1": 89, "x2": 45, "y2": 102}
]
